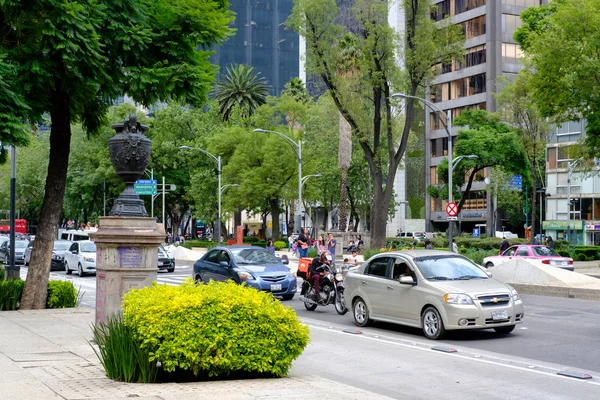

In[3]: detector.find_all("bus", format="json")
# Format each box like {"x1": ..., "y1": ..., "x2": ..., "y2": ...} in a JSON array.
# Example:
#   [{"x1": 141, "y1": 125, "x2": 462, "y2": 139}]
[{"x1": 0, "y1": 219, "x2": 27, "y2": 235}]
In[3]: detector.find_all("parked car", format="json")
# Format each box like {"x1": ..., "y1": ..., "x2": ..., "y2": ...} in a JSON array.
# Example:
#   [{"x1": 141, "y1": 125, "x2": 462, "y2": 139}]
[
  {"x1": 344, "y1": 250, "x2": 524, "y2": 340},
  {"x1": 193, "y1": 246, "x2": 297, "y2": 300},
  {"x1": 64, "y1": 240, "x2": 96, "y2": 276},
  {"x1": 482, "y1": 245, "x2": 574, "y2": 271},
  {"x1": 25, "y1": 240, "x2": 74, "y2": 270},
  {"x1": 158, "y1": 244, "x2": 175, "y2": 272},
  {"x1": 0, "y1": 239, "x2": 29, "y2": 264}
]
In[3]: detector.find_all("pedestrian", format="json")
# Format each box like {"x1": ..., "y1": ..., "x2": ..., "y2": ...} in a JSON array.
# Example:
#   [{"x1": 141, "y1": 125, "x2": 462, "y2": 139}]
[
  {"x1": 316, "y1": 235, "x2": 327, "y2": 255},
  {"x1": 288, "y1": 234, "x2": 294, "y2": 252},
  {"x1": 424, "y1": 238, "x2": 434, "y2": 250},
  {"x1": 292, "y1": 240, "x2": 299, "y2": 257},
  {"x1": 500, "y1": 237, "x2": 509, "y2": 254},
  {"x1": 266, "y1": 240, "x2": 275, "y2": 255},
  {"x1": 452, "y1": 239, "x2": 458, "y2": 253},
  {"x1": 327, "y1": 232, "x2": 337, "y2": 261},
  {"x1": 297, "y1": 228, "x2": 309, "y2": 258},
  {"x1": 546, "y1": 236, "x2": 555, "y2": 249}
]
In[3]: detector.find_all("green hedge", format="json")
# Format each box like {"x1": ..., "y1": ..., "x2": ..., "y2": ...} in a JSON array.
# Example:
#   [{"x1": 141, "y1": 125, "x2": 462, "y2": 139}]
[
  {"x1": 0, "y1": 279, "x2": 24, "y2": 310},
  {"x1": 180, "y1": 240, "x2": 218, "y2": 250},
  {"x1": 47, "y1": 280, "x2": 78, "y2": 308},
  {"x1": 243, "y1": 236, "x2": 260, "y2": 243},
  {"x1": 274, "y1": 241, "x2": 287, "y2": 251},
  {"x1": 0, "y1": 264, "x2": 5, "y2": 281},
  {"x1": 121, "y1": 280, "x2": 309, "y2": 380}
]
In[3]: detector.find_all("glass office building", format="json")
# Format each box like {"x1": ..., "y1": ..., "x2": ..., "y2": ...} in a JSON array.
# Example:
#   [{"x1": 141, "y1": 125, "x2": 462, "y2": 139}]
[{"x1": 211, "y1": 0, "x2": 299, "y2": 96}]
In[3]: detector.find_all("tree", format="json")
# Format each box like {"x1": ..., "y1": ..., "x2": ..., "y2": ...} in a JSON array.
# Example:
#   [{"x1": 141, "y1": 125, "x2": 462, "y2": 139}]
[
  {"x1": 514, "y1": 0, "x2": 600, "y2": 155},
  {"x1": 1, "y1": 0, "x2": 234, "y2": 309},
  {"x1": 428, "y1": 110, "x2": 529, "y2": 216},
  {"x1": 0, "y1": 58, "x2": 30, "y2": 157},
  {"x1": 215, "y1": 64, "x2": 270, "y2": 121},
  {"x1": 288, "y1": 0, "x2": 463, "y2": 247},
  {"x1": 496, "y1": 71, "x2": 551, "y2": 242}
]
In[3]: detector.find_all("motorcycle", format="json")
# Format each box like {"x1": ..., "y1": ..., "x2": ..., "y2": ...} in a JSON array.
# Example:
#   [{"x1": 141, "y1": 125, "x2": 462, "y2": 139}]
[{"x1": 299, "y1": 263, "x2": 347, "y2": 315}]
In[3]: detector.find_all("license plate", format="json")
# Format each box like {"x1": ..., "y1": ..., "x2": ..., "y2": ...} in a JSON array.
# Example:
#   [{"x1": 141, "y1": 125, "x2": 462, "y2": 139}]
[
  {"x1": 492, "y1": 310, "x2": 508, "y2": 320},
  {"x1": 158, "y1": 261, "x2": 163, "y2": 266},
  {"x1": 270, "y1": 284, "x2": 282, "y2": 291}
]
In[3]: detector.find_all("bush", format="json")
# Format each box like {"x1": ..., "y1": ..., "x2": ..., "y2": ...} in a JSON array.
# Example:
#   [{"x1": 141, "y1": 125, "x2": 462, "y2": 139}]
[
  {"x1": 92, "y1": 314, "x2": 158, "y2": 383},
  {"x1": 122, "y1": 280, "x2": 309, "y2": 379},
  {"x1": 362, "y1": 248, "x2": 381, "y2": 260},
  {"x1": 273, "y1": 241, "x2": 287, "y2": 251},
  {"x1": 47, "y1": 280, "x2": 78, "y2": 308},
  {"x1": 180, "y1": 240, "x2": 217, "y2": 250},
  {"x1": 0, "y1": 264, "x2": 5, "y2": 281},
  {"x1": 463, "y1": 249, "x2": 499, "y2": 266},
  {"x1": 243, "y1": 236, "x2": 260, "y2": 243},
  {"x1": 307, "y1": 247, "x2": 318, "y2": 258},
  {"x1": 0, "y1": 279, "x2": 24, "y2": 311}
]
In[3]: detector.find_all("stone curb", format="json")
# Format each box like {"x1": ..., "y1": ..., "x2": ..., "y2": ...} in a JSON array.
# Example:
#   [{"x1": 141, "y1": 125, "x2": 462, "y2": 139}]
[{"x1": 509, "y1": 283, "x2": 600, "y2": 301}]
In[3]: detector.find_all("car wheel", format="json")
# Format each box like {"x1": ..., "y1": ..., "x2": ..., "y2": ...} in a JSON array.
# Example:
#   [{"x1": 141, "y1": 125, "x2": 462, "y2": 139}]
[
  {"x1": 335, "y1": 290, "x2": 348, "y2": 315},
  {"x1": 194, "y1": 274, "x2": 202, "y2": 284},
  {"x1": 485, "y1": 262, "x2": 494, "y2": 268},
  {"x1": 167, "y1": 267, "x2": 175, "y2": 273},
  {"x1": 282, "y1": 294, "x2": 294, "y2": 301},
  {"x1": 353, "y1": 297, "x2": 371, "y2": 327},
  {"x1": 65, "y1": 261, "x2": 72, "y2": 275},
  {"x1": 422, "y1": 307, "x2": 445, "y2": 340},
  {"x1": 78, "y1": 263, "x2": 86, "y2": 277},
  {"x1": 494, "y1": 325, "x2": 515, "y2": 335}
]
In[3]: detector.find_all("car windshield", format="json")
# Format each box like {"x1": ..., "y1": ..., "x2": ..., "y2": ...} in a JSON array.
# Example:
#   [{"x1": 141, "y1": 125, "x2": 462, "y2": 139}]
[
  {"x1": 53, "y1": 242, "x2": 72, "y2": 251},
  {"x1": 80, "y1": 242, "x2": 96, "y2": 252},
  {"x1": 230, "y1": 248, "x2": 281, "y2": 265},
  {"x1": 532, "y1": 246, "x2": 559, "y2": 256},
  {"x1": 15, "y1": 241, "x2": 28, "y2": 249},
  {"x1": 413, "y1": 255, "x2": 489, "y2": 280}
]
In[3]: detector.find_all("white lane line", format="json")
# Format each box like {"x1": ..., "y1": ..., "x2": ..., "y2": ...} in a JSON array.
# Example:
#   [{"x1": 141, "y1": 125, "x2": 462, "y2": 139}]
[{"x1": 307, "y1": 324, "x2": 600, "y2": 386}]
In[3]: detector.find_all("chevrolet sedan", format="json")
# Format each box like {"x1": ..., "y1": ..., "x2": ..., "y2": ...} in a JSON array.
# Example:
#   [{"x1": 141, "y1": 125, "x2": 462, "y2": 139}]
[
  {"x1": 344, "y1": 250, "x2": 524, "y2": 340},
  {"x1": 482, "y1": 245, "x2": 573, "y2": 271},
  {"x1": 193, "y1": 246, "x2": 297, "y2": 300}
]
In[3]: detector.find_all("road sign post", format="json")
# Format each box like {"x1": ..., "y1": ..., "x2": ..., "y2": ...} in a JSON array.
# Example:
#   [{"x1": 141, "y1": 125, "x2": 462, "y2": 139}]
[
  {"x1": 134, "y1": 179, "x2": 157, "y2": 195},
  {"x1": 446, "y1": 202, "x2": 458, "y2": 217}
]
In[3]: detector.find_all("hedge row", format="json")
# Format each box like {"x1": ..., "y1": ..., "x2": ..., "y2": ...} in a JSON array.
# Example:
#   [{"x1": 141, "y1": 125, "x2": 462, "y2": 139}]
[{"x1": 0, "y1": 276, "x2": 78, "y2": 310}]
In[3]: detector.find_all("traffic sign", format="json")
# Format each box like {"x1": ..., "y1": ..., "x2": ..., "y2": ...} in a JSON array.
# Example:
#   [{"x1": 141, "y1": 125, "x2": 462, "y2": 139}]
[
  {"x1": 473, "y1": 228, "x2": 480, "y2": 237},
  {"x1": 446, "y1": 202, "x2": 458, "y2": 217},
  {"x1": 134, "y1": 184, "x2": 157, "y2": 195},
  {"x1": 447, "y1": 216, "x2": 458, "y2": 220},
  {"x1": 136, "y1": 179, "x2": 157, "y2": 185}
]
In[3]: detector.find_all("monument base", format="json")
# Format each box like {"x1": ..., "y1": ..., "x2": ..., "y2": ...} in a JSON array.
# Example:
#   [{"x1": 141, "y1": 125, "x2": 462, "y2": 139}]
[{"x1": 89, "y1": 216, "x2": 164, "y2": 325}]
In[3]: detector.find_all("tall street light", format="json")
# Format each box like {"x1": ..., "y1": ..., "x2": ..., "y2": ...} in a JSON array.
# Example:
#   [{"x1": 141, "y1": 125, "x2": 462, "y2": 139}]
[
  {"x1": 567, "y1": 157, "x2": 584, "y2": 244},
  {"x1": 179, "y1": 146, "x2": 223, "y2": 245},
  {"x1": 219, "y1": 184, "x2": 239, "y2": 239},
  {"x1": 392, "y1": 93, "x2": 454, "y2": 252},
  {"x1": 254, "y1": 128, "x2": 303, "y2": 231}
]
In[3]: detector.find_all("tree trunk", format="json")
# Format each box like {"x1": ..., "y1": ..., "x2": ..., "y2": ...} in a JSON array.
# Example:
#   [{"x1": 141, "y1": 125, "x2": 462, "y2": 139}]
[
  {"x1": 21, "y1": 92, "x2": 72, "y2": 309},
  {"x1": 371, "y1": 186, "x2": 390, "y2": 248},
  {"x1": 339, "y1": 168, "x2": 349, "y2": 231},
  {"x1": 269, "y1": 198, "x2": 280, "y2": 240}
]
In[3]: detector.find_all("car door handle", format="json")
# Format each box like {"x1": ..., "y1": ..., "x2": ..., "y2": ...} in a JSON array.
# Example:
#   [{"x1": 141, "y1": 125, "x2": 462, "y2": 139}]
[
  {"x1": 387, "y1": 286, "x2": 394, "y2": 291},
  {"x1": 361, "y1": 281, "x2": 367, "y2": 286}
]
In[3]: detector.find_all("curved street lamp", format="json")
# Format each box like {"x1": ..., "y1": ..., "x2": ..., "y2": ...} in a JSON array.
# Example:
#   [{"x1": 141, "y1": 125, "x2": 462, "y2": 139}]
[{"x1": 179, "y1": 145, "x2": 223, "y2": 245}]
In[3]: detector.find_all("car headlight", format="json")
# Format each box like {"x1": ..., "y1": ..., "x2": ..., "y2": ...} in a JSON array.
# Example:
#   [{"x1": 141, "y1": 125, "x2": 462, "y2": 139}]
[
  {"x1": 51, "y1": 254, "x2": 61, "y2": 260},
  {"x1": 236, "y1": 271, "x2": 256, "y2": 281},
  {"x1": 511, "y1": 289, "x2": 521, "y2": 302},
  {"x1": 84, "y1": 257, "x2": 95, "y2": 263},
  {"x1": 444, "y1": 293, "x2": 474, "y2": 305}
]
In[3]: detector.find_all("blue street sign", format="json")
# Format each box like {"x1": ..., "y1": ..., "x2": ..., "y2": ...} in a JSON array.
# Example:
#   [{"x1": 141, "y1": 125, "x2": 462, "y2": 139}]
[
  {"x1": 136, "y1": 179, "x2": 157, "y2": 184},
  {"x1": 473, "y1": 228, "x2": 480, "y2": 237}
]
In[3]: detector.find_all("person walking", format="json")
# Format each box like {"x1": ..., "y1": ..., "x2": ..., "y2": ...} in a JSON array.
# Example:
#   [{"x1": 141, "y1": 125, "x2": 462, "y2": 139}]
[
  {"x1": 452, "y1": 239, "x2": 458, "y2": 253},
  {"x1": 424, "y1": 238, "x2": 434, "y2": 250},
  {"x1": 500, "y1": 237, "x2": 509, "y2": 254},
  {"x1": 546, "y1": 236, "x2": 555, "y2": 249},
  {"x1": 297, "y1": 228, "x2": 309, "y2": 258},
  {"x1": 327, "y1": 232, "x2": 337, "y2": 261},
  {"x1": 288, "y1": 234, "x2": 294, "y2": 252},
  {"x1": 316, "y1": 235, "x2": 327, "y2": 255}
]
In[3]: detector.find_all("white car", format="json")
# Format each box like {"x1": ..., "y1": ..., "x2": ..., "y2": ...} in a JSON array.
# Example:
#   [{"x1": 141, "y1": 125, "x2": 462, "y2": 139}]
[{"x1": 64, "y1": 240, "x2": 96, "y2": 276}]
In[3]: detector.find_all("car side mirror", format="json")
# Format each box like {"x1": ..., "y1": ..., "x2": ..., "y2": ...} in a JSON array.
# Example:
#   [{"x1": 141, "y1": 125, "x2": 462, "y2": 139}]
[
  {"x1": 71, "y1": 250, "x2": 77, "y2": 254},
  {"x1": 399, "y1": 276, "x2": 415, "y2": 285},
  {"x1": 219, "y1": 260, "x2": 229, "y2": 268}
]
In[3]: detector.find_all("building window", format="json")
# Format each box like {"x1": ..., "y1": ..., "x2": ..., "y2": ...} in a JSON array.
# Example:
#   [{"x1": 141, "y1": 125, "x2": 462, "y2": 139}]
[
  {"x1": 430, "y1": 73, "x2": 486, "y2": 103},
  {"x1": 556, "y1": 145, "x2": 579, "y2": 169},
  {"x1": 429, "y1": 103, "x2": 485, "y2": 131},
  {"x1": 547, "y1": 147, "x2": 557, "y2": 170},
  {"x1": 462, "y1": 15, "x2": 486, "y2": 39},
  {"x1": 502, "y1": 14, "x2": 522, "y2": 40},
  {"x1": 432, "y1": 0, "x2": 485, "y2": 21},
  {"x1": 431, "y1": 138, "x2": 449, "y2": 158},
  {"x1": 433, "y1": 45, "x2": 486, "y2": 75},
  {"x1": 430, "y1": 166, "x2": 439, "y2": 185},
  {"x1": 431, "y1": 0, "x2": 451, "y2": 22},
  {"x1": 502, "y1": 43, "x2": 524, "y2": 63},
  {"x1": 556, "y1": 120, "x2": 582, "y2": 143},
  {"x1": 455, "y1": 0, "x2": 486, "y2": 14},
  {"x1": 502, "y1": 0, "x2": 539, "y2": 7}
]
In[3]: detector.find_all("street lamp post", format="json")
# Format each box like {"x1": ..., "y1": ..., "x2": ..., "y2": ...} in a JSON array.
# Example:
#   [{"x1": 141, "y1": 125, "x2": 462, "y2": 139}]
[
  {"x1": 392, "y1": 93, "x2": 455, "y2": 252},
  {"x1": 179, "y1": 146, "x2": 223, "y2": 245},
  {"x1": 219, "y1": 184, "x2": 239, "y2": 239},
  {"x1": 254, "y1": 129, "x2": 303, "y2": 232},
  {"x1": 567, "y1": 157, "x2": 583, "y2": 244}
]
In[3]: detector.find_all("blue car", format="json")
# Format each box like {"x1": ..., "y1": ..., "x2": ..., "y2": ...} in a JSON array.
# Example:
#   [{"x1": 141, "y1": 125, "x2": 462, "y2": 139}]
[{"x1": 193, "y1": 246, "x2": 297, "y2": 300}]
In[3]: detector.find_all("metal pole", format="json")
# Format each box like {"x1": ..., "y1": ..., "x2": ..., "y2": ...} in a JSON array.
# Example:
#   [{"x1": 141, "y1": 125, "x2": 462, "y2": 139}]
[
  {"x1": 162, "y1": 176, "x2": 166, "y2": 232},
  {"x1": 6, "y1": 146, "x2": 18, "y2": 279},
  {"x1": 447, "y1": 110, "x2": 453, "y2": 252},
  {"x1": 217, "y1": 156, "x2": 222, "y2": 246},
  {"x1": 297, "y1": 140, "x2": 302, "y2": 232},
  {"x1": 567, "y1": 161, "x2": 571, "y2": 243},
  {"x1": 151, "y1": 169, "x2": 154, "y2": 218}
]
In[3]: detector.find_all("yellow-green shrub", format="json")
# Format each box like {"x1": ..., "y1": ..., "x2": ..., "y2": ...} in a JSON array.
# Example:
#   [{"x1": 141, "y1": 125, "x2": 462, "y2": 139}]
[
  {"x1": 46, "y1": 280, "x2": 78, "y2": 308},
  {"x1": 274, "y1": 240, "x2": 287, "y2": 250},
  {"x1": 122, "y1": 280, "x2": 310, "y2": 378}
]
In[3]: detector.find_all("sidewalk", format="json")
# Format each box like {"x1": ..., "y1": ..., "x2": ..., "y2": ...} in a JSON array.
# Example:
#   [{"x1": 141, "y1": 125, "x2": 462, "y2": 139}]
[{"x1": 0, "y1": 309, "x2": 391, "y2": 400}]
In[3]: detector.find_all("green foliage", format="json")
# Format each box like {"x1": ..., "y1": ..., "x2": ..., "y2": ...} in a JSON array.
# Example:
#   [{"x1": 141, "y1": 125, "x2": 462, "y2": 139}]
[
  {"x1": 92, "y1": 314, "x2": 158, "y2": 383},
  {"x1": 0, "y1": 264, "x2": 5, "y2": 281},
  {"x1": 464, "y1": 249, "x2": 500, "y2": 266},
  {"x1": 0, "y1": 279, "x2": 24, "y2": 311},
  {"x1": 46, "y1": 281, "x2": 78, "y2": 309},
  {"x1": 307, "y1": 247, "x2": 318, "y2": 258},
  {"x1": 122, "y1": 280, "x2": 310, "y2": 378},
  {"x1": 274, "y1": 241, "x2": 287, "y2": 251},
  {"x1": 215, "y1": 64, "x2": 270, "y2": 121},
  {"x1": 362, "y1": 248, "x2": 382, "y2": 261},
  {"x1": 180, "y1": 240, "x2": 217, "y2": 250},
  {"x1": 243, "y1": 236, "x2": 260, "y2": 243},
  {"x1": 0, "y1": 57, "x2": 30, "y2": 159}
]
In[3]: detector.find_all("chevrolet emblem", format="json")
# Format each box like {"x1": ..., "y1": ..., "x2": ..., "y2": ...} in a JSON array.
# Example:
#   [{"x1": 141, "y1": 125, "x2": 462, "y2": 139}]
[{"x1": 491, "y1": 297, "x2": 499, "y2": 303}]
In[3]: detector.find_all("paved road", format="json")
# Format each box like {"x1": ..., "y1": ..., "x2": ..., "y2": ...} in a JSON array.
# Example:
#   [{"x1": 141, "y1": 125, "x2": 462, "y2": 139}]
[{"x1": 22, "y1": 262, "x2": 600, "y2": 377}]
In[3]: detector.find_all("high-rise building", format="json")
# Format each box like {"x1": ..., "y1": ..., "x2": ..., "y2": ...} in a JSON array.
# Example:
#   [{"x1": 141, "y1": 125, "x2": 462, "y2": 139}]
[
  {"x1": 211, "y1": 0, "x2": 300, "y2": 96},
  {"x1": 426, "y1": 0, "x2": 548, "y2": 236}
]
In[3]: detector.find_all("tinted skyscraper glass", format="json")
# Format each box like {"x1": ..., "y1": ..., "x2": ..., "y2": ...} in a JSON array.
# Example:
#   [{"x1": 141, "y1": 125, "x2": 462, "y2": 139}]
[{"x1": 211, "y1": 0, "x2": 299, "y2": 96}]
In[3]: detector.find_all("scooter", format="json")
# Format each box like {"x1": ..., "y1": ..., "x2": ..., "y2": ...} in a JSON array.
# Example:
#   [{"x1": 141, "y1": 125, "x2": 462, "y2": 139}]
[{"x1": 299, "y1": 263, "x2": 347, "y2": 315}]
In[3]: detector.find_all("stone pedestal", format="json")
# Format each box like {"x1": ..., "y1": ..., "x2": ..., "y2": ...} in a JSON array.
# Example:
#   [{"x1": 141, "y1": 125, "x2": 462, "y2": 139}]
[
  {"x1": 329, "y1": 231, "x2": 371, "y2": 260},
  {"x1": 89, "y1": 217, "x2": 164, "y2": 325}
]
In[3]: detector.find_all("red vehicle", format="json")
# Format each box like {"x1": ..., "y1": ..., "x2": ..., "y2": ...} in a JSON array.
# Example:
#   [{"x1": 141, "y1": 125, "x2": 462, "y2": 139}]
[{"x1": 0, "y1": 219, "x2": 27, "y2": 235}]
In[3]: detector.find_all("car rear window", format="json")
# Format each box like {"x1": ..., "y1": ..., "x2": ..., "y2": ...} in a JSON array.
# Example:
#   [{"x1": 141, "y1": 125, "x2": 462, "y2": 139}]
[{"x1": 532, "y1": 246, "x2": 559, "y2": 256}]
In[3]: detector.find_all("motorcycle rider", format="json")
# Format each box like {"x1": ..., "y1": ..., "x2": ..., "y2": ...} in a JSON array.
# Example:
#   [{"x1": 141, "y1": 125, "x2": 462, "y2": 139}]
[{"x1": 309, "y1": 252, "x2": 330, "y2": 301}]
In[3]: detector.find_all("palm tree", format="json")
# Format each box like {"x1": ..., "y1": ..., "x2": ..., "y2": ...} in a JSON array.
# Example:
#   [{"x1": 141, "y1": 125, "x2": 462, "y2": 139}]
[{"x1": 215, "y1": 64, "x2": 270, "y2": 121}]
